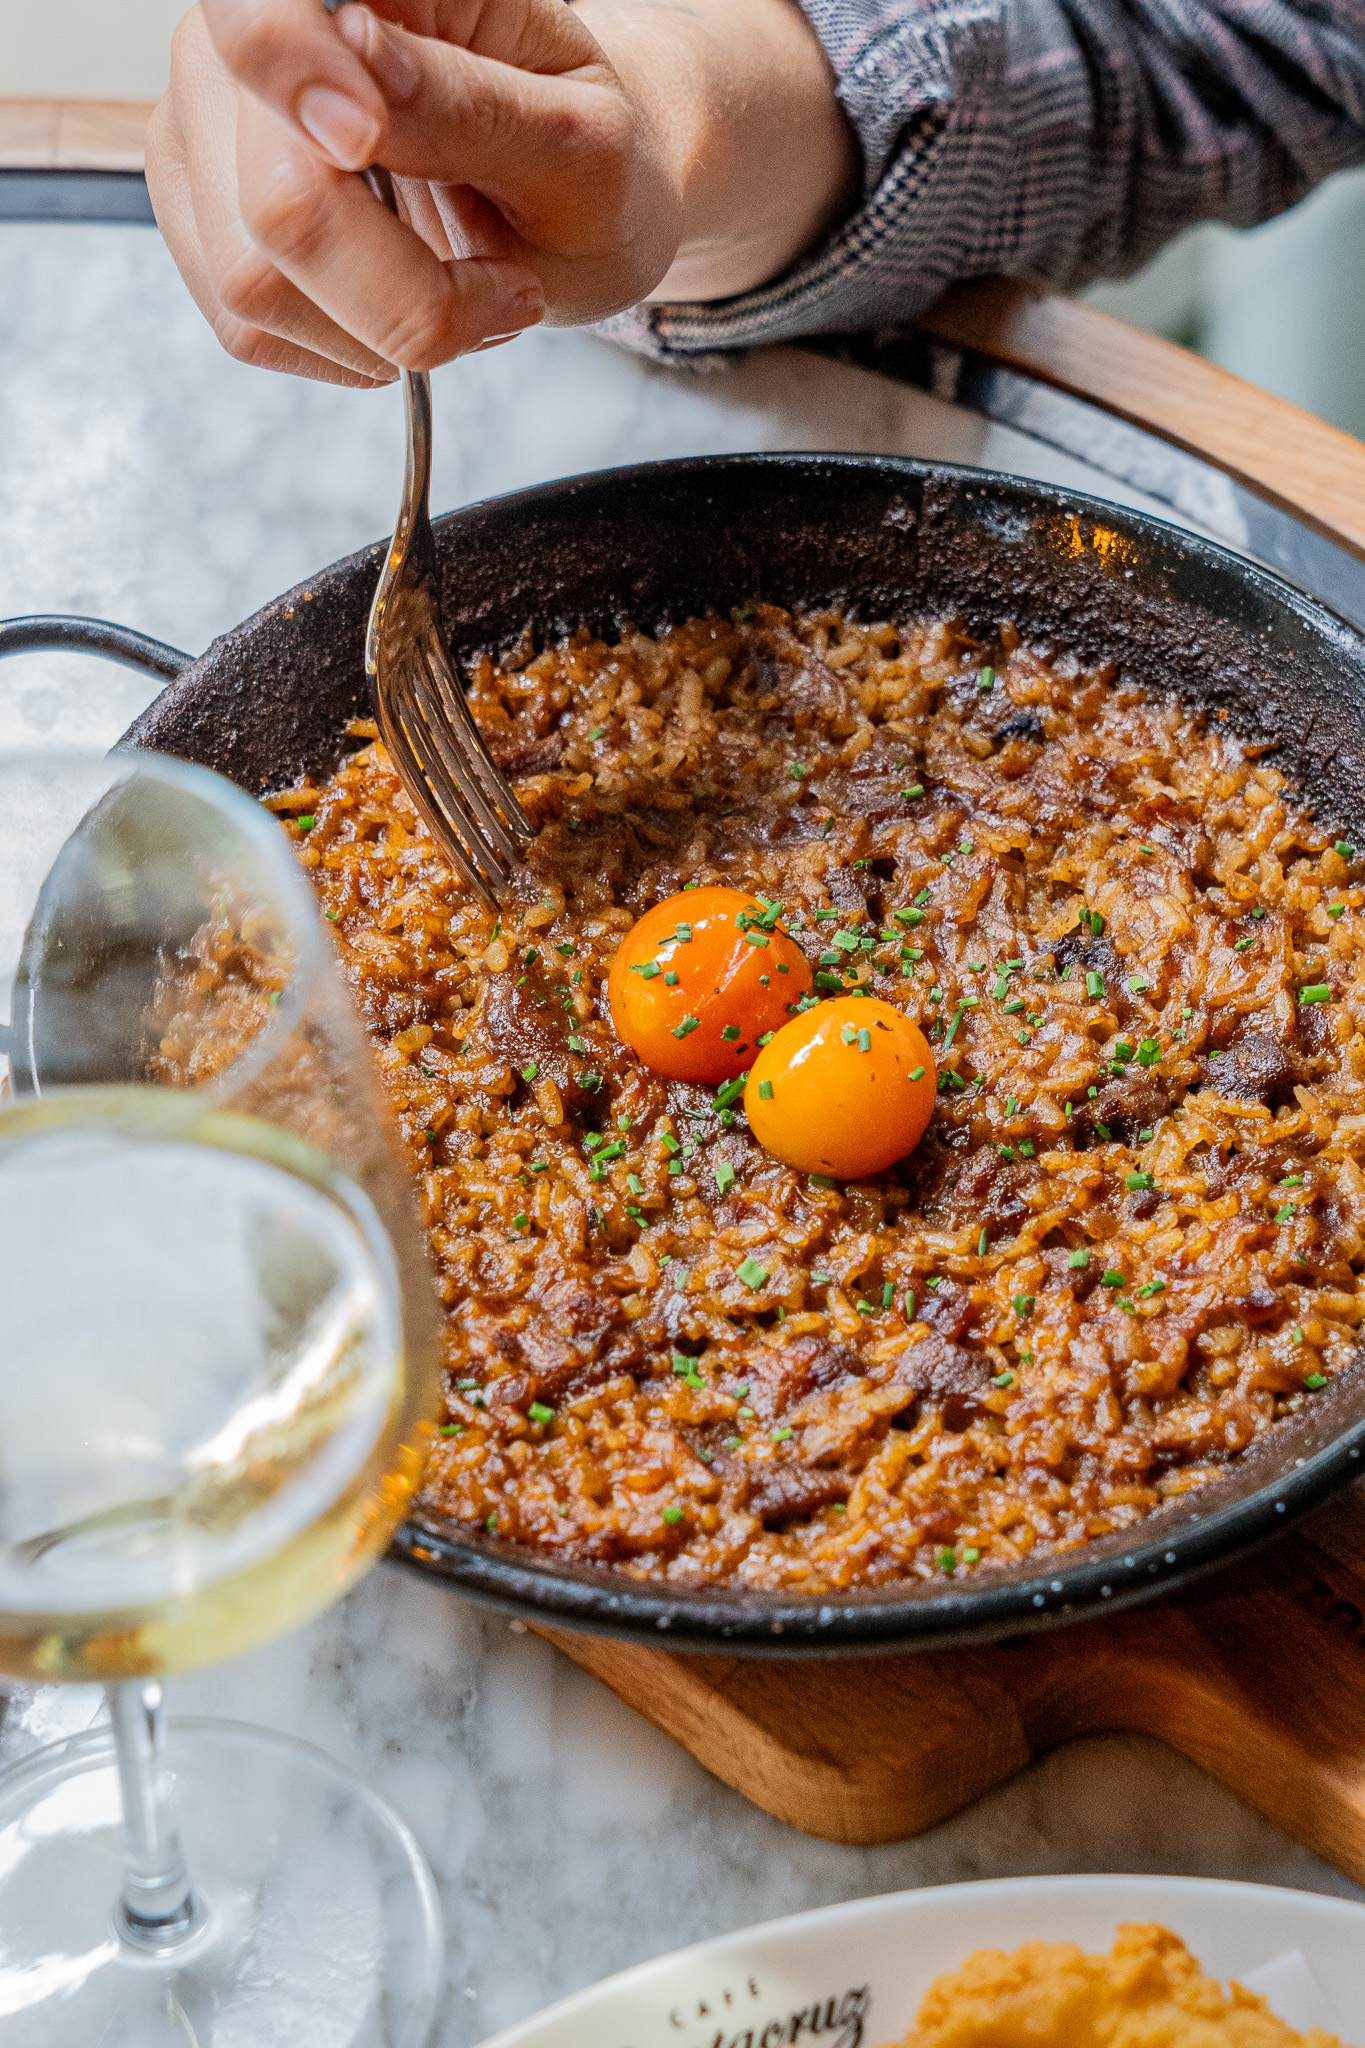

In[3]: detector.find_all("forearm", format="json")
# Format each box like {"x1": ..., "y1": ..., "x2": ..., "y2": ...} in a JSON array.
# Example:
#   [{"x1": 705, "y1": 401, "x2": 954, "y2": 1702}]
[
  {"x1": 575, "y1": 0, "x2": 860, "y2": 303},
  {"x1": 605, "y1": 0, "x2": 1365, "y2": 363}
]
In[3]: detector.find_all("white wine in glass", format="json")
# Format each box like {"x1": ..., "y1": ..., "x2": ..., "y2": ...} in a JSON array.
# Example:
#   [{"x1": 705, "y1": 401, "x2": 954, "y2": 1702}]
[{"x1": 0, "y1": 750, "x2": 444, "y2": 2046}]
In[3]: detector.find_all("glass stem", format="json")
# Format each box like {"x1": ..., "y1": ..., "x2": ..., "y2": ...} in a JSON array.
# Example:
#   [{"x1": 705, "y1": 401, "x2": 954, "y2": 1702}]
[{"x1": 107, "y1": 1680, "x2": 205, "y2": 1954}]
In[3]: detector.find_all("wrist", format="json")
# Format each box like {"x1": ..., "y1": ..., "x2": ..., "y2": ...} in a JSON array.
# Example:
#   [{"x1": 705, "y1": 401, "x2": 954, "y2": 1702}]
[{"x1": 576, "y1": 0, "x2": 858, "y2": 304}]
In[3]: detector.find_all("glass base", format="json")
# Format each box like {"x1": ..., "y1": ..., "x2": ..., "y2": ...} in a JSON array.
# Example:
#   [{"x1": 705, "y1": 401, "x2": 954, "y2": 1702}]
[{"x1": 0, "y1": 1716, "x2": 442, "y2": 2046}]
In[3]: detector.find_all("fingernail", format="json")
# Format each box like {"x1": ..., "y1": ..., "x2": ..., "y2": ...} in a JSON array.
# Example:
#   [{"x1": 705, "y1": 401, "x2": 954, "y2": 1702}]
[
  {"x1": 297, "y1": 85, "x2": 381, "y2": 170},
  {"x1": 505, "y1": 286, "x2": 546, "y2": 330},
  {"x1": 335, "y1": 4, "x2": 421, "y2": 105}
]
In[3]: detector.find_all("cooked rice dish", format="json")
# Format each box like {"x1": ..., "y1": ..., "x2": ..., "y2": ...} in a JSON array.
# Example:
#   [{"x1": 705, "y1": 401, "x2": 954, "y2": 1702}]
[{"x1": 267, "y1": 604, "x2": 1365, "y2": 1591}]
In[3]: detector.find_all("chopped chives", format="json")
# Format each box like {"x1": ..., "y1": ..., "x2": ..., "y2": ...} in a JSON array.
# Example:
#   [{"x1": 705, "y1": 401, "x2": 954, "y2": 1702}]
[
  {"x1": 721, "y1": 1023, "x2": 741, "y2": 1041},
  {"x1": 857, "y1": 1027, "x2": 872, "y2": 1052},
  {"x1": 771, "y1": 1426, "x2": 794, "y2": 1442},
  {"x1": 977, "y1": 1229, "x2": 988, "y2": 1257},
  {"x1": 521, "y1": 1062, "x2": 539, "y2": 1081},
  {"x1": 512, "y1": 1214, "x2": 529, "y2": 1232},
  {"x1": 527, "y1": 1401, "x2": 554, "y2": 1426},
  {"x1": 1069, "y1": 1248, "x2": 1089, "y2": 1269},
  {"x1": 759, "y1": 1078, "x2": 774, "y2": 1099},
  {"x1": 1304, "y1": 1372, "x2": 1327, "y2": 1390},
  {"x1": 991, "y1": 1372, "x2": 1014, "y2": 1389},
  {"x1": 909, "y1": 1065, "x2": 925, "y2": 1080},
  {"x1": 673, "y1": 1015, "x2": 700, "y2": 1038},
  {"x1": 1335, "y1": 840, "x2": 1355, "y2": 857},
  {"x1": 736, "y1": 1256, "x2": 769, "y2": 1290},
  {"x1": 662, "y1": 1505, "x2": 684, "y2": 1525},
  {"x1": 1086, "y1": 971, "x2": 1104, "y2": 999},
  {"x1": 901, "y1": 784, "x2": 925, "y2": 800},
  {"x1": 1126, "y1": 1172, "x2": 1155, "y2": 1190},
  {"x1": 715, "y1": 1162, "x2": 736, "y2": 1195},
  {"x1": 882, "y1": 1282, "x2": 894, "y2": 1307},
  {"x1": 1300, "y1": 984, "x2": 1330, "y2": 1003},
  {"x1": 1101, "y1": 1269, "x2": 1125, "y2": 1287}
]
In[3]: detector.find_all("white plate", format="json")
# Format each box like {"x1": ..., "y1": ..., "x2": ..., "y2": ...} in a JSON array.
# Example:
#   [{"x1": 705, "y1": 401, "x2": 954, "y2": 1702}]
[{"x1": 477, "y1": 1876, "x2": 1365, "y2": 2048}]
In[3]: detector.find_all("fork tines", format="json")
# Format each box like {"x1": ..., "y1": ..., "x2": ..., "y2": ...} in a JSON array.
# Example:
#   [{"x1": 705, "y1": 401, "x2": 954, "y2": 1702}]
[{"x1": 371, "y1": 584, "x2": 532, "y2": 904}]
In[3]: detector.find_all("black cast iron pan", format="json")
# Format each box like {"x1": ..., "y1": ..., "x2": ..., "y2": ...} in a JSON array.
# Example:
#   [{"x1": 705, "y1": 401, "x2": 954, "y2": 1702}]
[{"x1": 10, "y1": 453, "x2": 1365, "y2": 1654}]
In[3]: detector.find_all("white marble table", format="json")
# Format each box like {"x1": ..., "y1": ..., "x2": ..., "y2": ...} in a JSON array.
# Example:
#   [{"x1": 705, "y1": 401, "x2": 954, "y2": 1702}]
[{"x1": 1, "y1": 221, "x2": 1361, "y2": 2047}]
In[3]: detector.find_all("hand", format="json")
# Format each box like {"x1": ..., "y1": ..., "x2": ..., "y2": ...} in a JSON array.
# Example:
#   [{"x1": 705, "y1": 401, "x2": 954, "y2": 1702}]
[{"x1": 146, "y1": 0, "x2": 857, "y2": 388}]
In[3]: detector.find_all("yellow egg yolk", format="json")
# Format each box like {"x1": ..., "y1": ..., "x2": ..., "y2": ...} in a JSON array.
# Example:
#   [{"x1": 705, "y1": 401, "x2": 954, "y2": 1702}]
[
  {"x1": 744, "y1": 997, "x2": 937, "y2": 1178},
  {"x1": 607, "y1": 886, "x2": 815, "y2": 1085}
]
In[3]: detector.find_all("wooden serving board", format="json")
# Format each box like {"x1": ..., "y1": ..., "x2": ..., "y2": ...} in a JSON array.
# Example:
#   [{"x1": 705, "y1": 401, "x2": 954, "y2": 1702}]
[{"x1": 539, "y1": 1481, "x2": 1365, "y2": 1878}]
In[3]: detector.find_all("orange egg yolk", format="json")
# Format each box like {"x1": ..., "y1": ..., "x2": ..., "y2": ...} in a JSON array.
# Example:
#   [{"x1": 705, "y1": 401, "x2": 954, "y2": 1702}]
[
  {"x1": 744, "y1": 997, "x2": 937, "y2": 1179},
  {"x1": 608, "y1": 887, "x2": 815, "y2": 1084}
]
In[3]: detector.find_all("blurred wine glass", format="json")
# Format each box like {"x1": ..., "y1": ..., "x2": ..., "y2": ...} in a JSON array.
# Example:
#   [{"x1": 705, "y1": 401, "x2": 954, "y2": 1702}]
[{"x1": 0, "y1": 747, "x2": 443, "y2": 2046}]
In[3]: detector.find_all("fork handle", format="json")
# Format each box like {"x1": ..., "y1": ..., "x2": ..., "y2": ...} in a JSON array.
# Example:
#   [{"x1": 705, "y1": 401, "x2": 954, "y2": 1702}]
[{"x1": 360, "y1": 166, "x2": 436, "y2": 563}]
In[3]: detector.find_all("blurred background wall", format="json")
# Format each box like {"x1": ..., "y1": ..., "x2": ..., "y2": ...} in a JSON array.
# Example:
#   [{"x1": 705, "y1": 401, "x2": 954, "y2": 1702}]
[
  {"x1": 1085, "y1": 169, "x2": 1365, "y2": 441},
  {"x1": 0, "y1": 0, "x2": 183, "y2": 99}
]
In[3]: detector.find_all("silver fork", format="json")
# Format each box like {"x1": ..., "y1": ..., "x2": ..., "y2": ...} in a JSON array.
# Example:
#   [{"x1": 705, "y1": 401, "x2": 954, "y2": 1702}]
[{"x1": 361, "y1": 166, "x2": 533, "y2": 904}]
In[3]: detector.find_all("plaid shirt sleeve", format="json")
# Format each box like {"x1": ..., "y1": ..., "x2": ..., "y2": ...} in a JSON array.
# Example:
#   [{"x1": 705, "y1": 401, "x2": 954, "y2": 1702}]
[{"x1": 600, "y1": 0, "x2": 1365, "y2": 361}]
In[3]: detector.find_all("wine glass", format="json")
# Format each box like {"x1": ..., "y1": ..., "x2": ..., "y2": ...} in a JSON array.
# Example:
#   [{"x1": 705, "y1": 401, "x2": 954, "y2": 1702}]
[{"x1": 0, "y1": 746, "x2": 444, "y2": 2045}]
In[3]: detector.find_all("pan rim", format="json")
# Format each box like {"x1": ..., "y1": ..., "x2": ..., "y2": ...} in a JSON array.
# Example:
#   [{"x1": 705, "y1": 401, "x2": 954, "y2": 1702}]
[{"x1": 128, "y1": 448, "x2": 1365, "y2": 1651}]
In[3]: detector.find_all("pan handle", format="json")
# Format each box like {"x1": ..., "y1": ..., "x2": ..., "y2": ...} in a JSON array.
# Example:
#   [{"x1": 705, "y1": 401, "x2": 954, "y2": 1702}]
[
  {"x1": 0, "y1": 614, "x2": 192, "y2": 683},
  {"x1": 916, "y1": 276, "x2": 1365, "y2": 567}
]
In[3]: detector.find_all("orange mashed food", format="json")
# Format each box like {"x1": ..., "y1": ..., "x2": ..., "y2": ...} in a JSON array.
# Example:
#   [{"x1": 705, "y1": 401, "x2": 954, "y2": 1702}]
[{"x1": 890, "y1": 1924, "x2": 1347, "y2": 2048}]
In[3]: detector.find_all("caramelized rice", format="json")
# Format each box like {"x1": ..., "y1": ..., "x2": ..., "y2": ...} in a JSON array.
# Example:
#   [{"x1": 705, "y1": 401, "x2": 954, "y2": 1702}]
[{"x1": 271, "y1": 605, "x2": 1365, "y2": 1590}]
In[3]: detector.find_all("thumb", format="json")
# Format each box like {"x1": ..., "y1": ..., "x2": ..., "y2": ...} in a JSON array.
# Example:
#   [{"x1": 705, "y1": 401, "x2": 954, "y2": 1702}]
[{"x1": 200, "y1": 0, "x2": 390, "y2": 168}]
